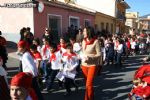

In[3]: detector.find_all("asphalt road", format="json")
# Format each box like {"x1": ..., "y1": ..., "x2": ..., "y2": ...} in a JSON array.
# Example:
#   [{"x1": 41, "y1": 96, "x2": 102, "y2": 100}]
[{"x1": 6, "y1": 48, "x2": 146, "y2": 100}]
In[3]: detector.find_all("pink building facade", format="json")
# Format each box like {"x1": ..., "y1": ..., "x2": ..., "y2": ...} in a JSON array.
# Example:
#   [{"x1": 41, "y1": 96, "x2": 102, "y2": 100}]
[
  {"x1": 34, "y1": 1, "x2": 95, "y2": 38},
  {"x1": 0, "y1": 0, "x2": 95, "y2": 43}
]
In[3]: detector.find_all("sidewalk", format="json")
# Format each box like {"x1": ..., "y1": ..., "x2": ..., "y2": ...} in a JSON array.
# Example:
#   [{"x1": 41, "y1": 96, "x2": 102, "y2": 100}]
[
  {"x1": 7, "y1": 47, "x2": 19, "y2": 60},
  {"x1": 6, "y1": 47, "x2": 19, "y2": 69}
]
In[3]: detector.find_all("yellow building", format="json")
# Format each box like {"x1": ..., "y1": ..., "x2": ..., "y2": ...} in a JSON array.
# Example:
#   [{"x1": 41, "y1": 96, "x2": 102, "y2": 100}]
[
  {"x1": 95, "y1": 12, "x2": 116, "y2": 34},
  {"x1": 125, "y1": 12, "x2": 139, "y2": 34},
  {"x1": 139, "y1": 15, "x2": 150, "y2": 33},
  {"x1": 116, "y1": 0, "x2": 130, "y2": 34}
]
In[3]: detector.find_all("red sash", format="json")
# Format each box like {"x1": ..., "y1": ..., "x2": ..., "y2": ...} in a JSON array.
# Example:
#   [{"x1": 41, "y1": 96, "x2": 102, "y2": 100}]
[
  {"x1": 84, "y1": 38, "x2": 96, "y2": 49},
  {"x1": 63, "y1": 52, "x2": 76, "y2": 60},
  {"x1": 50, "y1": 53, "x2": 56, "y2": 62}
]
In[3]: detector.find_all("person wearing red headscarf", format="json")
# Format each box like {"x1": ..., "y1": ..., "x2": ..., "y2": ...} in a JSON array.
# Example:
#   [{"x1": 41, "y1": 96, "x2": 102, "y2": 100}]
[
  {"x1": 17, "y1": 40, "x2": 44, "y2": 100},
  {"x1": 134, "y1": 64, "x2": 150, "y2": 79},
  {"x1": 10, "y1": 72, "x2": 37, "y2": 100},
  {"x1": 81, "y1": 27, "x2": 102, "y2": 100}
]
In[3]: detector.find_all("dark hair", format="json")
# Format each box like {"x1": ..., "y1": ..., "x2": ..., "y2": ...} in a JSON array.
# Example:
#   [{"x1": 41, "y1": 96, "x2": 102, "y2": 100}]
[
  {"x1": 60, "y1": 37, "x2": 65, "y2": 40},
  {"x1": 50, "y1": 42, "x2": 57, "y2": 50},
  {"x1": 26, "y1": 27, "x2": 31, "y2": 31},
  {"x1": 98, "y1": 38, "x2": 104, "y2": 47},
  {"x1": 0, "y1": 31, "x2": 1, "y2": 35},
  {"x1": 118, "y1": 39, "x2": 123, "y2": 44},
  {"x1": 43, "y1": 37, "x2": 49, "y2": 42},
  {"x1": 85, "y1": 26, "x2": 95, "y2": 40},
  {"x1": 33, "y1": 38, "x2": 40, "y2": 45},
  {"x1": 78, "y1": 28, "x2": 82, "y2": 32},
  {"x1": 59, "y1": 37, "x2": 67, "y2": 43},
  {"x1": 69, "y1": 37, "x2": 76, "y2": 41},
  {"x1": 66, "y1": 43, "x2": 73, "y2": 49},
  {"x1": 30, "y1": 44, "x2": 37, "y2": 51}
]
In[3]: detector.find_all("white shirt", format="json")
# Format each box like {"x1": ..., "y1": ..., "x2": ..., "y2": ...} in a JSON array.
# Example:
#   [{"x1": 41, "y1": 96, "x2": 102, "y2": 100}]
[
  {"x1": 117, "y1": 44, "x2": 123, "y2": 53},
  {"x1": 37, "y1": 46, "x2": 41, "y2": 53},
  {"x1": 62, "y1": 53, "x2": 79, "y2": 74},
  {"x1": 131, "y1": 41, "x2": 136, "y2": 49},
  {"x1": 0, "y1": 66, "x2": 8, "y2": 85},
  {"x1": 101, "y1": 47, "x2": 106, "y2": 61},
  {"x1": 50, "y1": 51, "x2": 63, "y2": 70},
  {"x1": 60, "y1": 47, "x2": 66, "y2": 54},
  {"x1": 21, "y1": 52, "x2": 38, "y2": 77},
  {"x1": 41, "y1": 45, "x2": 50, "y2": 60},
  {"x1": 73, "y1": 43, "x2": 81, "y2": 53}
]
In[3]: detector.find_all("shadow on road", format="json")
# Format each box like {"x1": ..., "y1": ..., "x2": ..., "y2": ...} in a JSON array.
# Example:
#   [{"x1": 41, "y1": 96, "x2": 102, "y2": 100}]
[{"x1": 42, "y1": 55, "x2": 145, "y2": 100}]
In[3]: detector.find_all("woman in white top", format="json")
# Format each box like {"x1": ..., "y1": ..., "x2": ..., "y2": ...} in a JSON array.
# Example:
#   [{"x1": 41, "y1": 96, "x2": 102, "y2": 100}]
[{"x1": 115, "y1": 39, "x2": 123, "y2": 66}]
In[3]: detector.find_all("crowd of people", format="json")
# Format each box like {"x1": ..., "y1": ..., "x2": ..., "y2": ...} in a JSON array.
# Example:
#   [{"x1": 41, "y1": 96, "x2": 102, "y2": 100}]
[{"x1": 0, "y1": 26, "x2": 150, "y2": 100}]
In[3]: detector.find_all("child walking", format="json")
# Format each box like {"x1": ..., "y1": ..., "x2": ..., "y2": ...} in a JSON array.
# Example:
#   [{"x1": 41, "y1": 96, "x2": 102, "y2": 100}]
[
  {"x1": 61, "y1": 43, "x2": 79, "y2": 96},
  {"x1": 44, "y1": 43, "x2": 63, "y2": 91}
]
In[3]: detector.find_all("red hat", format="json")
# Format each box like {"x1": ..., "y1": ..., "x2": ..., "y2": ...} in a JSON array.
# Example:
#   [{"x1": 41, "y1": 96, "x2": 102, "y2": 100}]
[
  {"x1": 17, "y1": 40, "x2": 27, "y2": 48},
  {"x1": 10, "y1": 72, "x2": 32, "y2": 89}
]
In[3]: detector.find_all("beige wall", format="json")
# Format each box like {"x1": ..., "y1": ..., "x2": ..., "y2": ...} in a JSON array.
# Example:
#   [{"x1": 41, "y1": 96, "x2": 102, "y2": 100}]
[
  {"x1": 0, "y1": 0, "x2": 34, "y2": 43},
  {"x1": 95, "y1": 13, "x2": 116, "y2": 34}
]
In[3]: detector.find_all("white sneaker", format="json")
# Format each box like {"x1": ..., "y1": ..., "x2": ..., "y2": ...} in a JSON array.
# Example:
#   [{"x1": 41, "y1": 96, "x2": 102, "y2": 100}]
[{"x1": 42, "y1": 79, "x2": 46, "y2": 83}]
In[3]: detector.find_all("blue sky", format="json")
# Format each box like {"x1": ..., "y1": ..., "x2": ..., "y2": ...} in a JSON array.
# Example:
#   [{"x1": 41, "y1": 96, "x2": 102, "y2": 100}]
[{"x1": 126, "y1": 0, "x2": 150, "y2": 16}]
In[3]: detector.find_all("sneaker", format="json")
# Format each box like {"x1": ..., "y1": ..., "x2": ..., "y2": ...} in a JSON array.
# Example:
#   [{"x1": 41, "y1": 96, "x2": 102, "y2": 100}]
[
  {"x1": 42, "y1": 79, "x2": 46, "y2": 83},
  {"x1": 43, "y1": 88, "x2": 49, "y2": 91},
  {"x1": 43, "y1": 87, "x2": 52, "y2": 91}
]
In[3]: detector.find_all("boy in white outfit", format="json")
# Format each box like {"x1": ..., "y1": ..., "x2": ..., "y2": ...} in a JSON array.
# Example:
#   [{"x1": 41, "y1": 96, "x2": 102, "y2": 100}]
[
  {"x1": 61, "y1": 43, "x2": 79, "y2": 96},
  {"x1": 44, "y1": 43, "x2": 63, "y2": 91}
]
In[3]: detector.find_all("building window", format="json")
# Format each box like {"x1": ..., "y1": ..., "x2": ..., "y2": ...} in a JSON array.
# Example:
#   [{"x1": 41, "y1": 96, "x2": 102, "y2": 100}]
[
  {"x1": 106, "y1": 23, "x2": 109, "y2": 32},
  {"x1": 69, "y1": 16, "x2": 80, "y2": 28},
  {"x1": 48, "y1": 14, "x2": 62, "y2": 36},
  {"x1": 84, "y1": 19, "x2": 91, "y2": 27},
  {"x1": 111, "y1": 23, "x2": 113, "y2": 33},
  {"x1": 101, "y1": 22, "x2": 104, "y2": 31}
]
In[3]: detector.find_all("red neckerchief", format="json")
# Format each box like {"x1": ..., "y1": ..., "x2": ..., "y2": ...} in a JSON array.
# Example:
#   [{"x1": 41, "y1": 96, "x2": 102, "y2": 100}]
[
  {"x1": 58, "y1": 43, "x2": 66, "y2": 49},
  {"x1": 58, "y1": 43, "x2": 66, "y2": 53},
  {"x1": 50, "y1": 50, "x2": 59, "y2": 62},
  {"x1": 43, "y1": 44, "x2": 50, "y2": 56},
  {"x1": 63, "y1": 52, "x2": 76, "y2": 60},
  {"x1": 33, "y1": 51, "x2": 42, "y2": 60},
  {"x1": 50, "y1": 53, "x2": 56, "y2": 62},
  {"x1": 84, "y1": 37, "x2": 96, "y2": 49}
]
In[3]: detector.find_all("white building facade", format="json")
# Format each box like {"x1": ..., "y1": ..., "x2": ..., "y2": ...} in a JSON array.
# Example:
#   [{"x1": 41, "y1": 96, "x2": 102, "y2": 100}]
[{"x1": 77, "y1": 0, "x2": 116, "y2": 17}]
